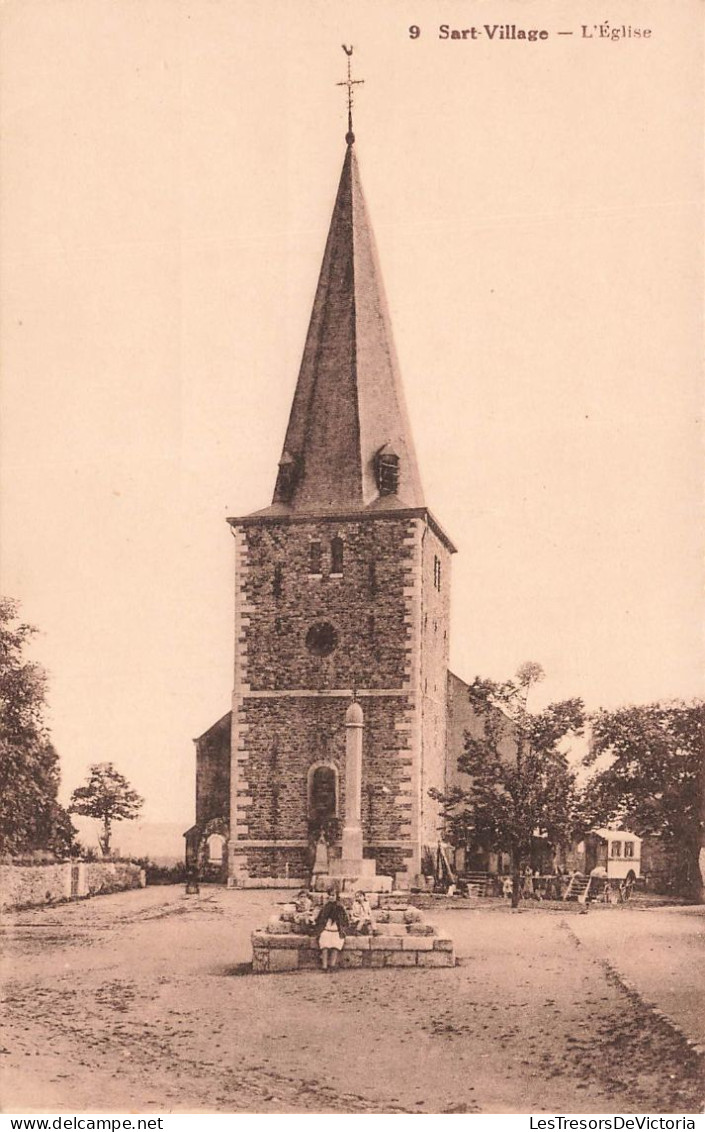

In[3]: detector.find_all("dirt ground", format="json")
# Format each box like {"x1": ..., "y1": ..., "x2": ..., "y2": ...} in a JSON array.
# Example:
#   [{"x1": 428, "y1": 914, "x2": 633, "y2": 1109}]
[
  {"x1": 1, "y1": 886, "x2": 703, "y2": 1115},
  {"x1": 569, "y1": 903, "x2": 705, "y2": 1050}
]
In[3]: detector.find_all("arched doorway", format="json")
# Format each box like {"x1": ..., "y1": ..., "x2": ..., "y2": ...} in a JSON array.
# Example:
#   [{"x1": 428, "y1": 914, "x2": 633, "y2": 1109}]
[{"x1": 197, "y1": 819, "x2": 229, "y2": 883}]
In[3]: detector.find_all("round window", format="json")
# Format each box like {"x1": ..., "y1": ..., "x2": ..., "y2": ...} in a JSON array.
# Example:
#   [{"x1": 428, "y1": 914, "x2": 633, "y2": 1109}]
[{"x1": 305, "y1": 621, "x2": 338, "y2": 657}]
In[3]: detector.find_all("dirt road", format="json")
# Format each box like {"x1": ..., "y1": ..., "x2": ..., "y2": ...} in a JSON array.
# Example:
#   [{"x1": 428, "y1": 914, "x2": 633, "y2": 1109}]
[
  {"x1": 1, "y1": 887, "x2": 703, "y2": 1114},
  {"x1": 569, "y1": 904, "x2": 705, "y2": 1050}
]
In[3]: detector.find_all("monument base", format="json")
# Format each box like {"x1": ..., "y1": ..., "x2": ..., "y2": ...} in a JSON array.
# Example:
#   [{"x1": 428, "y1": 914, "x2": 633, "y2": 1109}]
[
  {"x1": 250, "y1": 889, "x2": 455, "y2": 974},
  {"x1": 314, "y1": 871, "x2": 393, "y2": 893},
  {"x1": 247, "y1": 697, "x2": 453, "y2": 972},
  {"x1": 328, "y1": 856, "x2": 375, "y2": 877}
]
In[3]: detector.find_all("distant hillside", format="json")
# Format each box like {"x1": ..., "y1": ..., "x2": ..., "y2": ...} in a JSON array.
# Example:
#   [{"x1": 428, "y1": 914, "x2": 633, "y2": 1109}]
[{"x1": 72, "y1": 817, "x2": 187, "y2": 864}]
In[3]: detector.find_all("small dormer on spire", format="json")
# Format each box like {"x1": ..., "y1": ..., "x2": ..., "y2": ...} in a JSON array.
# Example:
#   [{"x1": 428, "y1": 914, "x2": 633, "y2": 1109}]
[
  {"x1": 275, "y1": 450, "x2": 301, "y2": 503},
  {"x1": 375, "y1": 443, "x2": 400, "y2": 497}
]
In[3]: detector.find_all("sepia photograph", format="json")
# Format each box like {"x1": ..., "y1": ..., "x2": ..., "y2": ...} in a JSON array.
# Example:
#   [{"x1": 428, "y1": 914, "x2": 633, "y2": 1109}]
[{"x1": 1, "y1": 0, "x2": 703, "y2": 1119}]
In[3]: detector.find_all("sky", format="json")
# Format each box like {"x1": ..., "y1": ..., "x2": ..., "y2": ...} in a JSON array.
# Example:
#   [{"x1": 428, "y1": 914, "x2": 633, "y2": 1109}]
[{"x1": 1, "y1": 0, "x2": 702, "y2": 826}]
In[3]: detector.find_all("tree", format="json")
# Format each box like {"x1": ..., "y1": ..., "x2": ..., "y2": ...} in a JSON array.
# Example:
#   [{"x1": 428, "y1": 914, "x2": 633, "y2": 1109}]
[
  {"x1": 69, "y1": 763, "x2": 144, "y2": 856},
  {"x1": 431, "y1": 663, "x2": 584, "y2": 907},
  {"x1": 0, "y1": 597, "x2": 76, "y2": 856},
  {"x1": 581, "y1": 701, "x2": 705, "y2": 901}
]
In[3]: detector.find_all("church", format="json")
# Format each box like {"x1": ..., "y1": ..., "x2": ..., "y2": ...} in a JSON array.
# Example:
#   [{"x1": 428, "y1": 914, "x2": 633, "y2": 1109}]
[{"x1": 185, "y1": 90, "x2": 481, "y2": 888}]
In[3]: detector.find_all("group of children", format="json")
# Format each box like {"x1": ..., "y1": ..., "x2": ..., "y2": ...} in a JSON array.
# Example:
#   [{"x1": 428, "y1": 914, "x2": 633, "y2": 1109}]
[
  {"x1": 293, "y1": 888, "x2": 374, "y2": 935},
  {"x1": 288, "y1": 887, "x2": 375, "y2": 971}
]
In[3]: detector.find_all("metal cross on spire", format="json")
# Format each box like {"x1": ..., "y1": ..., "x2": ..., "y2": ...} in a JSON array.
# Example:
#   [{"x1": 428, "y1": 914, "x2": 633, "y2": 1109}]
[{"x1": 337, "y1": 45, "x2": 364, "y2": 145}]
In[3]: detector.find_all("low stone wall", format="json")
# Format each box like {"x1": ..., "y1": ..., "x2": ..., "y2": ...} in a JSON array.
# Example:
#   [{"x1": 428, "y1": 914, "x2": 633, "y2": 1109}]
[
  {"x1": 82, "y1": 861, "x2": 144, "y2": 897},
  {"x1": 252, "y1": 930, "x2": 454, "y2": 972},
  {"x1": 0, "y1": 861, "x2": 145, "y2": 911},
  {"x1": 0, "y1": 864, "x2": 71, "y2": 910}
]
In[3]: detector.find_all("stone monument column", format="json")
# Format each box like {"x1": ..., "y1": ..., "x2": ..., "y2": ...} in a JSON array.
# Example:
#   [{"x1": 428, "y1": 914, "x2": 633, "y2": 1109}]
[{"x1": 342, "y1": 699, "x2": 364, "y2": 864}]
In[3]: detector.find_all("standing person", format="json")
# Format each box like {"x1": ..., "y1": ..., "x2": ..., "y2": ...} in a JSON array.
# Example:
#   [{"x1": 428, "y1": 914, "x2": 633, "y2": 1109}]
[{"x1": 316, "y1": 887, "x2": 348, "y2": 971}]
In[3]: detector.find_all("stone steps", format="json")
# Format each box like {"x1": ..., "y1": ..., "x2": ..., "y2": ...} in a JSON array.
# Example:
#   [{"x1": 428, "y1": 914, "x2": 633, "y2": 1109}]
[
  {"x1": 313, "y1": 873, "x2": 393, "y2": 894},
  {"x1": 251, "y1": 890, "x2": 455, "y2": 973}
]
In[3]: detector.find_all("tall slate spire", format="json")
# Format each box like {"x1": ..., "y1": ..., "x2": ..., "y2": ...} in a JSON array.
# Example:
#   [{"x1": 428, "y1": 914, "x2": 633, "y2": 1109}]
[{"x1": 270, "y1": 138, "x2": 425, "y2": 515}]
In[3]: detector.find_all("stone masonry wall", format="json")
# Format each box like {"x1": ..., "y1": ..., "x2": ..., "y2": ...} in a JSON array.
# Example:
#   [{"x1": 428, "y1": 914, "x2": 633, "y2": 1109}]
[
  {"x1": 0, "y1": 863, "x2": 71, "y2": 910},
  {"x1": 0, "y1": 861, "x2": 144, "y2": 911},
  {"x1": 419, "y1": 525, "x2": 452, "y2": 848},
  {"x1": 239, "y1": 517, "x2": 414, "y2": 692},
  {"x1": 230, "y1": 515, "x2": 420, "y2": 881},
  {"x1": 195, "y1": 713, "x2": 231, "y2": 827},
  {"x1": 82, "y1": 861, "x2": 144, "y2": 897},
  {"x1": 235, "y1": 693, "x2": 412, "y2": 841}
]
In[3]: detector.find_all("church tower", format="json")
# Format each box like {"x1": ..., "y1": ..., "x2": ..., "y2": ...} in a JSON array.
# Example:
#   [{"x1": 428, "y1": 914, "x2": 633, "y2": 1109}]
[{"x1": 226, "y1": 83, "x2": 456, "y2": 886}]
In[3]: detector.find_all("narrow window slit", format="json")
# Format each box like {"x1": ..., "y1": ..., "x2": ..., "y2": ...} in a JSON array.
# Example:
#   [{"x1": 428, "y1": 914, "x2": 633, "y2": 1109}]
[
  {"x1": 331, "y1": 537, "x2": 344, "y2": 575},
  {"x1": 309, "y1": 540, "x2": 322, "y2": 575}
]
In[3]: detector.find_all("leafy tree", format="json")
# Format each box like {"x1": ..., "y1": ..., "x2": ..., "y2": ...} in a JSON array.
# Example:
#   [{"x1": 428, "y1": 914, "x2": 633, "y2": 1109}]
[
  {"x1": 0, "y1": 597, "x2": 76, "y2": 856},
  {"x1": 69, "y1": 762, "x2": 144, "y2": 855},
  {"x1": 431, "y1": 663, "x2": 584, "y2": 906},
  {"x1": 581, "y1": 701, "x2": 705, "y2": 900}
]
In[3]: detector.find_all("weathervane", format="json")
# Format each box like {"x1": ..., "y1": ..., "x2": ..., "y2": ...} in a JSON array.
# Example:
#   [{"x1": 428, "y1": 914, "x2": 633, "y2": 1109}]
[{"x1": 337, "y1": 45, "x2": 364, "y2": 145}]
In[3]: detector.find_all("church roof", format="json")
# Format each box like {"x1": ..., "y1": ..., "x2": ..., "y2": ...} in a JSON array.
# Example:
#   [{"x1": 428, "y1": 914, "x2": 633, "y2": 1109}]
[
  {"x1": 256, "y1": 138, "x2": 425, "y2": 516},
  {"x1": 193, "y1": 712, "x2": 231, "y2": 744}
]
